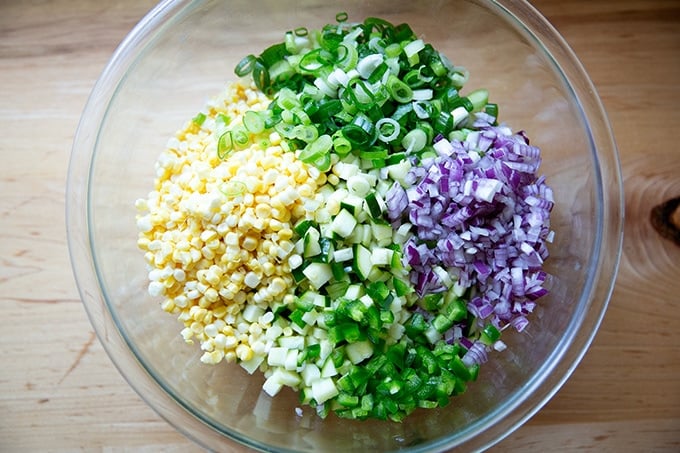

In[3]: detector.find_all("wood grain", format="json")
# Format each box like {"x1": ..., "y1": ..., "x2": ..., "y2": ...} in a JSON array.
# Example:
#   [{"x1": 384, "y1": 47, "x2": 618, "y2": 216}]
[{"x1": 1, "y1": 0, "x2": 679, "y2": 451}]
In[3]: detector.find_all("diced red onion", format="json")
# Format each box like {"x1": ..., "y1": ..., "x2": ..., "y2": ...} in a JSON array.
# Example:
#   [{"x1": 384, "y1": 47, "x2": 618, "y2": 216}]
[
  {"x1": 385, "y1": 123, "x2": 554, "y2": 340},
  {"x1": 462, "y1": 341, "x2": 488, "y2": 366}
]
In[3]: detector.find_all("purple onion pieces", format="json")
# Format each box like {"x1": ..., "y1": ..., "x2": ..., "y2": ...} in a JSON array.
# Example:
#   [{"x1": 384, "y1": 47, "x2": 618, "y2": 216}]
[{"x1": 386, "y1": 124, "x2": 554, "y2": 338}]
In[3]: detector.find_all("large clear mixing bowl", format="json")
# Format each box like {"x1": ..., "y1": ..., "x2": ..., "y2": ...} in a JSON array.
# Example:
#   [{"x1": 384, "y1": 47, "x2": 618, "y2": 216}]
[{"x1": 66, "y1": 0, "x2": 623, "y2": 451}]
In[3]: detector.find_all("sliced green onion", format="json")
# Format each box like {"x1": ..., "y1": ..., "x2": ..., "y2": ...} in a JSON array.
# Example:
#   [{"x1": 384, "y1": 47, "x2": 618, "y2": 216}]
[
  {"x1": 268, "y1": 59, "x2": 295, "y2": 83},
  {"x1": 451, "y1": 106, "x2": 469, "y2": 128},
  {"x1": 367, "y1": 62, "x2": 389, "y2": 84},
  {"x1": 450, "y1": 67, "x2": 469, "y2": 88},
  {"x1": 449, "y1": 95, "x2": 474, "y2": 113},
  {"x1": 402, "y1": 69, "x2": 425, "y2": 89},
  {"x1": 337, "y1": 44, "x2": 359, "y2": 71},
  {"x1": 299, "y1": 133, "x2": 333, "y2": 163},
  {"x1": 386, "y1": 74, "x2": 413, "y2": 103},
  {"x1": 429, "y1": 55, "x2": 447, "y2": 77},
  {"x1": 401, "y1": 128, "x2": 427, "y2": 153},
  {"x1": 294, "y1": 124, "x2": 319, "y2": 142},
  {"x1": 232, "y1": 126, "x2": 250, "y2": 147},
  {"x1": 220, "y1": 180, "x2": 247, "y2": 197},
  {"x1": 433, "y1": 110, "x2": 453, "y2": 134},
  {"x1": 243, "y1": 111, "x2": 265, "y2": 133},
  {"x1": 334, "y1": 109, "x2": 354, "y2": 124},
  {"x1": 332, "y1": 133, "x2": 353, "y2": 156},
  {"x1": 191, "y1": 112, "x2": 206, "y2": 127},
  {"x1": 216, "y1": 112, "x2": 230, "y2": 128},
  {"x1": 274, "y1": 122, "x2": 296, "y2": 139},
  {"x1": 412, "y1": 89, "x2": 433, "y2": 101},
  {"x1": 251, "y1": 58, "x2": 270, "y2": 91},
  {"x1": 466, "y1": 88, "x2": 489, "y2": 112},
  {"x1": 368, "y1": 36, "x2": 387, "y2": 53},
  {"x1": 280, "y1": 109, "x2": 295, "y2": 124},
  {"x1": 277, "y1": 88, "x2": 301, "y2": 110},
  {"x1": 292, "y1": 107, "x2": 311, "y2": 125},
  {"x1": 316, "y1": 99, "x2": 343, "y2": 120},
  {"x1": 341, "y1": 80, "x2": 376, "y2": 112},
  {"x1": 321, "y1": 31, "x2": 344, "y2": 52},
  {"x1": 217, "y1": 131, "x2": 234, "y2": 159},
  {"x1": 362, "y1": 16, "x2": 394, "y2": 35},
  {"x1": 412, "y1": 101, "x2": 429, "y2": 119},
  {"x1": 403, "y1": 39, "x2": 425, "y2": 66},
  {"x1": 358, "y1": 146, "x2": 388, "y2": 160},
  {"x1": 284, "y1": 31, "x2": 298, "y2": 54},
  {"x1": 484, "y1": 103, "x2": 499, "y2": 120},
  {"x1": 234, "y1": 54, "x2": 256, "y2": 77},
  {"x1": 342, "y1": 26, "x2": 363, "y2": 45},
  {"x1": 312, "y1": 152, "x2": 332, "y2": 172},
  {"x1": 260, "y1": 43, "x2": 289, "y2": 67},
  {"x1": 341, "y1": 114, "x2": 375, "y2": 147},
  {"x1": 302, "y1": 100, "x2": 319, "y2": 118},
  {"x1": 480, "y1": 324, "x2": 501, "y2": 344},
  {"x1": 440, "y1": 87, "x2": 460, "y2": 109},
  {"x1": 375, "y1": 118, "x2": 400, "y2": 143},
  {"x1": 417, "y1": 121, "x2": 434, "y2": 143},
  {"x1": 384, "y1": 43, "x2": 402, "y2": 59},
  {"x1": 448, "y1": 129, "x2": 469, "y2": 142},
  {"x1": 335, "y1": 11, "x2": 348, "y2": 23},
  {"x1": 391, "y1": 103, "x2": 413, "y2": 125},
  {"x1": 299, "y1": 48, "x2": 332, "y2": 73},
  {"x1": 301, "y1": 83, "x2": 324, "y2": 101},
  {"x1": 342, "y1": 125, "x2": 369, "y2": 147},
  {"x1": 371, "y1": 86, "x2": 390, "y2": 109},
  {"x1": 393, "y1": 23, "x2": 415, "y2": 42},
  {"x1": 314, "y1": 77, "x2": 337, "y2": 98},
  {"x1": 353, "y1": 80, "x2": 376, "y2": 107},
  {"x1": 357, "y1": 54, "x2": 384, "y2": 79}
]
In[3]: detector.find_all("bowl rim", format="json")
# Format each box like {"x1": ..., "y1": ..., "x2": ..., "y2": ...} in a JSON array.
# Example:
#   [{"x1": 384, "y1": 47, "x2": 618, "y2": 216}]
[{"x1": 66, "y1": 0, "x2": 624, "y2": 451}]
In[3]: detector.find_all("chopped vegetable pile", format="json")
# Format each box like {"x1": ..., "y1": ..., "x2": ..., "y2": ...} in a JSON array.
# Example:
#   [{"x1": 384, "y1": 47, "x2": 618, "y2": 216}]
[{"x1": 136, "y1": 13, "x2": 554, "y2": 422}]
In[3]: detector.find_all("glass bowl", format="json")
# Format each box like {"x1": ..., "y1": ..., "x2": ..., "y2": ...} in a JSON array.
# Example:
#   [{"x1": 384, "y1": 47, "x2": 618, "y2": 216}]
[{"x1": 66, "y1": 0, "x2": 623, "y2": 451}]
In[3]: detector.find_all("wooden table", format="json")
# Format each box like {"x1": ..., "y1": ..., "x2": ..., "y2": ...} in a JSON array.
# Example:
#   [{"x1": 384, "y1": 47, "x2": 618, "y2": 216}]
[{"x1": 2, "y1": 0, "x2": 678, "y2": 451}]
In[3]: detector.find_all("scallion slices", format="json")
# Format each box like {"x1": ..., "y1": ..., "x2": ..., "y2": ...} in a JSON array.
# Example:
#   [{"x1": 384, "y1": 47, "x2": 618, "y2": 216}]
[{"x1": 136, "y1": 13, "x2": 554, "y2": 422}]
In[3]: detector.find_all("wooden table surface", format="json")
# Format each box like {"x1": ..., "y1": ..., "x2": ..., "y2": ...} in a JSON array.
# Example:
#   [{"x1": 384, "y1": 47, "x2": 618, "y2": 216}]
[{"x1": 2, "y1": 0, "x2": 679, "y2": 451}]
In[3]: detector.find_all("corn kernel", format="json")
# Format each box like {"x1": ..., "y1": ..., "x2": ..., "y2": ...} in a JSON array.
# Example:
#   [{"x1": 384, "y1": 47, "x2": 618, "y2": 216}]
[
  {"x1": 160, "y1": 299, "x2": 175, "y2": 312},
  {"x1": 214, "y1": 333, "x2": 227, "y2": 349},
  {"x1": 215, "y1": 334, "x2": 234, "y2": 349},
  {"x1": 190, "y1": 321, "x2": 204, "y2": 334},
  {"x1": 249, "y1": 323, "x2": 263, "y2": 336},
  {"x1": 269, "y1": 277, "x2": 287, "y2": 295},
  {"x1": 251, "y1": 340, "x2": 266, "y2": 355},
  {"x1": 201, "y1": 246, "x2": 215, "y2": 260},
  {"x1": 174, "y1": 295, "x2": 188, "y2": 308},
  {"x1": 204, "y1": 287, "x2": 219, "y2": 303},
  {"x1": 242, "y1": 235, "x2": 258, "y2": 251},
  {"x1": 204, "y1": 323, "x2": 218, "y2": 338},
  {"x1": 198, "y1": 296, "x2": 211, "y2": 309},
  {"x1": 298, "y1": 184, "x2": 313, "y2": 198},
  {"x1": 200, "y1": 229, "x2": 217, "y2": 243},
  {"x1": 235, "y1": 344, "x2": 253, "y2": 361},
  {"x1": 278, "y1": 228, "x2": 293, "y2": 241},
  {"x1": 234, "y1": 291, "x2": 247, "y2": 304},
  {"x1": 260, "y1": 311, "x2": 275, "y2": 325},
  {"x1": 204, "y1": 271, "x2": 220, "y2": 287},
  {"x1": 225, "y1": 232, "x2": 239, "y2": 246},
  {"x1": 244, "y1": 272, "x2": 261, "y2": 288},
  {"x1": 268, "y1": 219, "x2": 283, "y2": 231}
]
